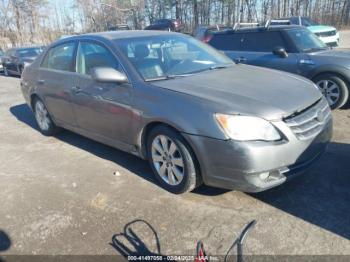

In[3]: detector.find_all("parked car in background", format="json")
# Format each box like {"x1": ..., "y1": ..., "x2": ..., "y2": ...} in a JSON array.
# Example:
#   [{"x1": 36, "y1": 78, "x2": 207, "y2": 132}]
[
  {"x1": 21, "y1": 30, "x2": 331, "y2": 194},
  {"x1": 2, "y1": 46, "x2": 43, "y2": 77},
  {"x1": 271, "y1": 17, "x2": 339, "y2": 47},
  {"x1": 208, "y1": 25, "x2": 350, "y2": 109},
  {"x1": 108, "y1": 24, "x2": 130, "y2": 31},
  {"x1": 144, "y1": 19, "x2": 183, "y2": 32},
  {"x1": 0, "y1": 48, "x2": 4, "y2": 72},
  {"x1": 193, "y1": 25, "x2": 233, "y2": 42}
]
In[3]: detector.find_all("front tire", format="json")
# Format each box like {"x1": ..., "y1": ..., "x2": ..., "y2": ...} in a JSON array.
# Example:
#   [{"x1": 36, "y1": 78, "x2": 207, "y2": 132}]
[
  {"x1": 33, "y1": 98, "x2": 61, "y2": 136},
  {"x1": 147, "y1": 126, "x2": 201, "y2": 194},
  {"x1": 314, "y1": 74, "x2": 349, "y2": 109}
]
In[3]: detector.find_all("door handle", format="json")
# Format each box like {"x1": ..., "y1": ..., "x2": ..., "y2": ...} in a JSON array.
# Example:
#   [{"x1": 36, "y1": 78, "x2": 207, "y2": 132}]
[
  {"x1": 71, "y1": 86, "x2": 82, "y2": 93},
  {"x1": 37, "y1": 79, "x2": 45, "y2": 85},
  {"x1": 235, "y1": 57, "x2": 247, "y2": 63}
]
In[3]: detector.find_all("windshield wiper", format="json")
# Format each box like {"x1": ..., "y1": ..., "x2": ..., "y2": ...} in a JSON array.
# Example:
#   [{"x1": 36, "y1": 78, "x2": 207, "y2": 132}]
[
  {"x1": 145, "y1": 74, "x2": 192, "y2": 82},
  {"x1": 145, "y1": 75, "x2": 177, "y2": 82},
  {"x1": 184, "y1": 64, "x2": 233, "y2": 75},
  {"x1": 209, "y1": 64, "x2": 232, "y2": 70},
  {"x1": 145, "y1": 64, "x2": 232, "y2": 82},
  {"x1": 303, "y1": 47, "x2": 328, "y2": 52}
]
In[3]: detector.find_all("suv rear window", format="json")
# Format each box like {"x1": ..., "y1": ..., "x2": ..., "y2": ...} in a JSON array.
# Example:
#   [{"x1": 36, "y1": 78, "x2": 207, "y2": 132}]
[
  {"x1": 209, "y1": 33, "x2": 243, "y2": 51},
  {"x1": 241, "y1": 32, "x2": 286, "y2": 52}
]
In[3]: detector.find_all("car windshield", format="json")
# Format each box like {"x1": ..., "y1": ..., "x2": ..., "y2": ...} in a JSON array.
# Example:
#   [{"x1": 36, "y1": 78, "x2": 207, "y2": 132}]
[
  {"x1": 18, "y1": 48, "x2": 42, "y2": 58},
  {"x1": 286, "y1": 29, "x2": 328, "y2": 52},
  {"x1": 302, "y1": 18, "x2": 319, "y2": 26},
  {"x1": 115, "y1": 35, "x2": 234, "y2": 81}
]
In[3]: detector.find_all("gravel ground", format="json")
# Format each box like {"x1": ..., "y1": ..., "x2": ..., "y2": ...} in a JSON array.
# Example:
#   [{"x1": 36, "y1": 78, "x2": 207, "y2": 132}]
[
  {"x1": 339, "y1": 30, "x2": 350, "y2": 49},
  {"x1": 0, "y1": 75, "x2": 349, "y2": 259}
]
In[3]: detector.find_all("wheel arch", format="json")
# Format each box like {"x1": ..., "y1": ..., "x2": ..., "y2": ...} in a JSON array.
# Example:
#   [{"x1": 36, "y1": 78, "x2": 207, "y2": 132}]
[
  {"x1": 30, "y1": 93, "x2": 40, "y2": 110},
  {"x1": 138, "y1": 120, "x2": 201, "y2": 170},
  {"x1": 139, "y1": 121, "x2": 185, "y2": 159},
  {"x1": 138, "y1": 121, "x2": 202, "y2": 179},
  {"x1": 308, "y1": 65, "x2": 350, "y2": 86}
]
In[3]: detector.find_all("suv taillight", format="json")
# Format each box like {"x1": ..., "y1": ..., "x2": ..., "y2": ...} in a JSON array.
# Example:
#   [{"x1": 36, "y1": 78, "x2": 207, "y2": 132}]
[{"x1": 203, "y1": 35, "x2": 213, "y2": 43}]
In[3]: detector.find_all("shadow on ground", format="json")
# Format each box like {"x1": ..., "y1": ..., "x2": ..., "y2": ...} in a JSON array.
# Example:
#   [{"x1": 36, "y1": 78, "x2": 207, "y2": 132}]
[
  {"x1": 252, "y1": 142, "x2": 350, "y2": 240},
  {"x1": 10, "y1": 103, "x2": 350, "y2": 240},
  {"x1": 0, "y1": 230, "x2": 11, "y2": 261},
  {"x1": 0, "y1": 231, "x2": 11, "y2": 252},
  {"x1": 110, "y1": 219, "x2": 163, "y2": 258}
]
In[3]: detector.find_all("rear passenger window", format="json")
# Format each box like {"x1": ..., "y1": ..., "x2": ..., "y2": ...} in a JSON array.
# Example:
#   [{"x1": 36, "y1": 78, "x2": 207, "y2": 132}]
[
  {"x1": 242, "y1": 32, "x2": 286, "y2": 52},
  {"x1": 209, "y1": 33, "x2": 243, "y2": 51},
  {"x1": 76, "y1": 42, "x2": 119, "y2": 75},
  {"x1": 41, "y1": 42, "x2": 75, "y2": 71}
]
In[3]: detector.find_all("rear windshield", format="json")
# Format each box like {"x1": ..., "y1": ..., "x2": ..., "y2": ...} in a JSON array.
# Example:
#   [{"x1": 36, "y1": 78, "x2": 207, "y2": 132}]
[
  {"x1": 17, "y1": 48, "x2": 42, "y2": 58},
  {"x1": 209, "y1": 33, "x2": 243, "y2": 51}
]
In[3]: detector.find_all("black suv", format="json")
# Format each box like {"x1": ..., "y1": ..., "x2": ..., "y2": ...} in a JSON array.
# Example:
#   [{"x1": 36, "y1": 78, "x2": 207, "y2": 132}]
[
  {"x1": 208, "y1": 25, "x2": 350, "y2": 109},
  {"x1": 144, "y1": 19, "x2": 183, "y2": 32}
]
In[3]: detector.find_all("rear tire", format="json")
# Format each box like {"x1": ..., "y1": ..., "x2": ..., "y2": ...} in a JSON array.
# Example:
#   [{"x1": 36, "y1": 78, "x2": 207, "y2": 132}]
[
  {"x1": 313, "y1": 74, "x2": 349, "y2": 109},
  {"x1": 33, "y1": 98, "x2": 61, "y2": 136},
  {"x1": 147, "y1": 125, "x2": 201, "y2": 194},
  {"x1": 3, "y1": 66, "x2": 9, "y2": 76}
]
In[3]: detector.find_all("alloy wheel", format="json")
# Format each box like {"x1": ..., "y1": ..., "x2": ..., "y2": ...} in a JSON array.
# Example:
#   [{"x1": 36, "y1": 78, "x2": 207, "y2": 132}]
[
  {"x1": 316, "y1": 79, "x2": 340, "y2": 107},
  {"x1": 151, "y1": 135, "x2": 185, "y2": 186},
  {"x1": 35, "y1": 100, "x2": 50, "y2": 131}
]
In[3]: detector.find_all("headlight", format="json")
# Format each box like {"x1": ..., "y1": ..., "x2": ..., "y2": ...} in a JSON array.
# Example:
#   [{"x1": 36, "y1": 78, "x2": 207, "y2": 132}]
[
  {"x1": 23, "y1": 61, "x2": 31, "y2": 68},
  {"x1": 215, "y1": 114, "x2": 281, "y2": 141}
]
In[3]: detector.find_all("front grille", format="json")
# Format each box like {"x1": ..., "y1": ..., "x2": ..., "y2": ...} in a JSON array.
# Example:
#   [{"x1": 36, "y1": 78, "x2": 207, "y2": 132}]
[
  {"x1": 315, "y1": 30, "x2": 336, "y2": 37},
  {"x1": 326, "y1": 41, "x2": 339, "y2": 47},
  {"x1": 284, "y1": 99, "x2": 331, "y2": 140}
]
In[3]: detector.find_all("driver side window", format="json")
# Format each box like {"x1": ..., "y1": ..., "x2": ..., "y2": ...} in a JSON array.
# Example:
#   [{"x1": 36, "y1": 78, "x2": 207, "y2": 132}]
[{"x1": 76, "y1": 42, "x2": 119, "y2": 75}]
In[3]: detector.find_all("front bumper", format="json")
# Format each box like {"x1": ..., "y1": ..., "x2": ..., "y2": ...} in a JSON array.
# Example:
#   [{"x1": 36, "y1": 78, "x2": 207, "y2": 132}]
[
  {"x1": 183, "y1": 117, "x2": 332, "y2": 193},
  {"x1": 318, "y1": 33, "x2": 340, "y2": 47}
]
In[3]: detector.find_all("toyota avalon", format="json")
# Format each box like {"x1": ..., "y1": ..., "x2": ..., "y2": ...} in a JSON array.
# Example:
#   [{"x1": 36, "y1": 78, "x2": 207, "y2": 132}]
[{"x1": 20, "y1": 31, "x2": 332, "y2": 194}]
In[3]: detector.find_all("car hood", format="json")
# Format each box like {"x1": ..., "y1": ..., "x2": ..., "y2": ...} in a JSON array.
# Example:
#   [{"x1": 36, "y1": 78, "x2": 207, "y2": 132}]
[
  {"x1": 310, "y1": 49, "x2": 350, "y2": 67},
  {"x1": 307, "y1": 25, "x2": 336, "y2": 33},
  {"x1": 311, "y1": 49, "x2": 350, "y2": 58},
  {"x1": 153, "y1": 65, "x2": 322, "y2": 120}
]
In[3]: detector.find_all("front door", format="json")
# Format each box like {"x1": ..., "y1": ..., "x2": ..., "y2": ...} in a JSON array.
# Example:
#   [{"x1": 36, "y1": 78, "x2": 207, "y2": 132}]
[
  {"x1": 242, "y1": 51, "x2": 299, "y2": 74},
  {"x1": 228, "y1": 31, "x2": 300, "y2": 74},
  {"x1": 70, "y1": 41, "x2": 133, "y2": 144}
]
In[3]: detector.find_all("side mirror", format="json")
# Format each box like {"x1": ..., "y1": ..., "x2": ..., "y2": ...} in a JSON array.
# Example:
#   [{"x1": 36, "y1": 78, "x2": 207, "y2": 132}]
[
  {"x1": 273, "y1": 47, "x2": 288, "y2": 58},
  {"x1": 91, "y1": 67, "x2": 128, "y2": 84}
]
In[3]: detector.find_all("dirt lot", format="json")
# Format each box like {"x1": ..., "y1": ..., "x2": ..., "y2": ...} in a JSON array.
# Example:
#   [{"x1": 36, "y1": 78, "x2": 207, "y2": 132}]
[
  {"x1": 340, "y1": 30, "x2": 350, "y2": 49},
  {"x1": 0, "y1": 75, "x2": 350, "y2": 258}
]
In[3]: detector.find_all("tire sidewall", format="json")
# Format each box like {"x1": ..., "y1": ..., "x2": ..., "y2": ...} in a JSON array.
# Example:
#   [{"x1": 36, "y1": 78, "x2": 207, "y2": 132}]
[
  {"x1": 33, "y1": 98, "x2": 58, "y2": 136},
  {"x1": 147, "y1": 126, "x2": 198, "y2": 194},
  {"x1": 4, "y1": 66, "x2": 9, "y2": 76},
  {"x1": 314, "y1": 74, "x2": 349, "y2": 109}
]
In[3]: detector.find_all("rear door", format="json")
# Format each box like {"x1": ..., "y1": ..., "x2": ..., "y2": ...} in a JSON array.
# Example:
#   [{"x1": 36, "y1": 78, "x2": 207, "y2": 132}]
[
  {"x1": 70, "y1": 40, "x2": 133, "y2": 144},
  {"x1": 37, "y1": 41, "x2": 77, "y2": 126},
  {"x1": 239, "y1": 31, "x2": 299, "y2": 74},
  {"x1": 209, "y1": 32, "x2": 245, "y2": 61}
]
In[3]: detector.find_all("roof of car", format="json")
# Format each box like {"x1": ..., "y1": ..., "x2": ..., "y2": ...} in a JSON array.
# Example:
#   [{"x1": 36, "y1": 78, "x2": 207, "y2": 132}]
[
  {"x1": 8, "y1": 46, "x2": 42, "y2": 51},
  {"x1": 57, "y1": 30, "x2": 179, "y2": 43},
  {"x1": 212, "y1": 25, "x2": 303, "y2": 34}
]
